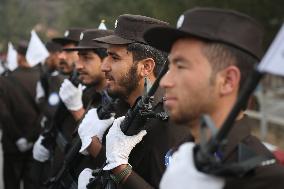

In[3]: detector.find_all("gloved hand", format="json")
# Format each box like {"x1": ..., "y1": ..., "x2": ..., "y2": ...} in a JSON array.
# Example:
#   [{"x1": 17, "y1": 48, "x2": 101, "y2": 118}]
[
  {"x1": 32, "y1": 135, "x2": 50, "y2": 162},
  {"x1": 59, "y1": 79, "x2": 83, "y2": 111},
  {"x1": 103, "y1": 116, "x2": 147, "y2": 170},
  {"x1": 78, "y1": 108, "x2": 114, "y2": 155},
  {"x1": 16, "y1": 137, "x2": 33, "y2": 152},
  {"x1": 160, "y1": 142, "x2": 225, "y2": 189},
  {"x1": 78, "y1": 168, "x2": 94, "y2": 189}
]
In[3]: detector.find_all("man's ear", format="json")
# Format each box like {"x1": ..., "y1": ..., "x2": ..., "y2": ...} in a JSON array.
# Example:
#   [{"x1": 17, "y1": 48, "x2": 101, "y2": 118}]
[
  {"x1": 138, "y1": 58, "x2": 155, "y2": 77},
  {"x1": 218, "y1": 65, "x2": 240, "y2": 96}
]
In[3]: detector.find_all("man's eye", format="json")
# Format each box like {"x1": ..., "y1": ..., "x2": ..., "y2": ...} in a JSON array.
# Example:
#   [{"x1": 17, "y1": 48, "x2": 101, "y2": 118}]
[
  {"x1": 112, "y1": 56, "x2": 119, "y2": 60},
  {"x1": 175, "y1": 61, "x2": 186, "y2": 69},
  {"x1": 177, "y1": 64, "x2": 185, "y2": 69}
]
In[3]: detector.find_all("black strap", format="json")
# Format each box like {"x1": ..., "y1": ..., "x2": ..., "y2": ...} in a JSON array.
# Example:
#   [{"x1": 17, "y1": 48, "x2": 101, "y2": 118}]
[{"x1": 7, "y1": 76, "x2": 41, "y2": 114}]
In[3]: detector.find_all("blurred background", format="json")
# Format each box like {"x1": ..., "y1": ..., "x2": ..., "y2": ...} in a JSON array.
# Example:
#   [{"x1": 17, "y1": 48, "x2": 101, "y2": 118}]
[
  {"x1": 0, "y1": 0, "x2": 283, "y2": 50},
  {"x1": 0, "y1": 1, "x2": 284, "y2": 187}
]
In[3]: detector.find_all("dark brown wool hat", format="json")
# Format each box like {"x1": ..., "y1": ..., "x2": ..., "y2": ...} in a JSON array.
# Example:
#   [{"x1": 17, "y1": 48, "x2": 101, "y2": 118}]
[
  {"x1": 144, "y1": 7, "x2": 264, "y2": 60},
  {"x1": 45, "y1": 41, "x2": 62, "y2": 53},
  {"x1": 52, "y1": 28, "x2": 85, "y2": 45},
  {"x1": 94, "y1": 14, "x2": 169, "y2": 45},
  {"x1": 64, "y1": 29, "x2": 114, "y2": 51}
]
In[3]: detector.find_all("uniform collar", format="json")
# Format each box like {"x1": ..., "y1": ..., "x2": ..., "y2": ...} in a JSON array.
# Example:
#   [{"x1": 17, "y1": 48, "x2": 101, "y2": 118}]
[{"x1": 222, "y1": 115, "x2": 251, "y2": 161}]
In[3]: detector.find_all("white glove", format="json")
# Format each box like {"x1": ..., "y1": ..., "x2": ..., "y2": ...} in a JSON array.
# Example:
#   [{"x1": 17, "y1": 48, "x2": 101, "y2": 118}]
[
  {"x1": 103, "y1": 116, "x2": 147, "y2": 170},
  {"x1": 78, "y1": 108, "x2": 114, "y2": 155},
  {"x1": 59, "y1": 79, "x2": 83, "y2": 111},
  {"x1": 32, "y1": 135, "x2": 50, "y2": 162},
  {"x1": 16, "y1": 137, "x2": 33, "y2": 152},
  {"x1": 78, "y1": 168, "x2": 94, "y2": 189},
  {"x1": 160, "y1": 142, "x2": 225, "y2": 189},
  {"x1": 35, "y1": 81, "x2": 45, "y2": 102}
]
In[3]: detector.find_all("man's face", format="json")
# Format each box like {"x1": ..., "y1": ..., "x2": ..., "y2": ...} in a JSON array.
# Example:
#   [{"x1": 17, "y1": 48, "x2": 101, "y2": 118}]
[
  {"x1": 101, "y1": 45, "x2": 140, "y2": 99},
  {"x1": 76, "y1": 50, "x2": 105, "y2": 85},
  {"x1": 160, "y1": 38, "x2": 218, "y2": 125},
  {"x1": 58, "y1": 44, "x2": 78, "y2": 74},
  {"x1": 45, "y1": 52, "x2": 60, "y2": 71}
]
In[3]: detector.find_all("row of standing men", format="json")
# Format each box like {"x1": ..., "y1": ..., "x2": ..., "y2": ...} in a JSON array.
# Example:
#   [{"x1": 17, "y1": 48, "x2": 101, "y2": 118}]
[{"x1": 0, "y1": 7, "x2": 284, "y2": 189}]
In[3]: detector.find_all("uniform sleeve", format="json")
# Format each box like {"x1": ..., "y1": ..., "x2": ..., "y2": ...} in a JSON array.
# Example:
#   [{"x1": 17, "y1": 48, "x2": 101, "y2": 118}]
[{"x1": 0, "y1": 85, "x2": 22, "y2": 141}]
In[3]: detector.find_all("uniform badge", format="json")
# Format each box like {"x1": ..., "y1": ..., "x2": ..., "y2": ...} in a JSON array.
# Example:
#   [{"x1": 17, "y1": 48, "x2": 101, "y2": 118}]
[
  {"x1": 80, "y1": 32, "x2": 84, "y2": 40},
  {"x1": 177, "y1": 15, "x2": 184, "y2": 28},
  {"x1": 64, "y1": 30, "x2": 69, "y2": 37},
  {"x1": 48, "y1": 92, "x2": 60, "y2": 106}
]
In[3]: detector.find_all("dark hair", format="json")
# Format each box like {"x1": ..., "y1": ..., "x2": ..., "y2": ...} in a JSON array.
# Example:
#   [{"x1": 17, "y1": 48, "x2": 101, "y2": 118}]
[
  {"x1": 126, "y1": 42, "x2": 168, "y2": 77},
  {"x1": 93, "y1": 48, "x2": 108, "y2": 59},
  {"x1": 202, "y1": 42, "x2": 258, "y2": 93}
]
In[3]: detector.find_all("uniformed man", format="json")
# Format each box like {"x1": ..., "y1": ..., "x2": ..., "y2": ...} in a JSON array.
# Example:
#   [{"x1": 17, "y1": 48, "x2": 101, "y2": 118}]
[
  {"x1": 33, "y1": 29, "x2": 115, "y2": 188},
  {"x1": 143, "y1": 7, "x2": 284, "y2": 189},
  {"x1": 78, "y1": 14, "x2": 192, "y2": 189},
  {"x1": 32, "y1": 28, "x2": 85, "y2": 165},
  {"x1": 60, "y1": 28, "x2": 116, "y2": 179},
  {"x1": 0, "y1": 41, "x2": 41, "y2": 189},
  {"x1": 31, "y1": 28, "x2": 85, "y2": 188},
  {"x1": 52, "y1": 28, "x2": 84, "y2": 75},
  {"x1": 36, "y1": 41, "x2": 64, "y2": 126},
  {"x1": 31, "y1": 41, "x2": 64, "y2": 189}
]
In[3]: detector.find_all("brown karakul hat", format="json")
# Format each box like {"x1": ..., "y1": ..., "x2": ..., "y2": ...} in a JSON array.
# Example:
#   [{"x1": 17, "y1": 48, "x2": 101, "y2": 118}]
[
  {"x1": 63, "y1": 29, "x2": 114, "y2": 51},
  {"x1": 144, "y1": 7, "x2": 264, "y2": 60},
  {"x1": 94, "y1": 14, "x2": 169, "y2": 45},
  {"x1": 45, "y1": 41, "x2": 62, "y2": 53},
  {"x1": 52, "y1": 28, "x2": 85, "y2": 45}
]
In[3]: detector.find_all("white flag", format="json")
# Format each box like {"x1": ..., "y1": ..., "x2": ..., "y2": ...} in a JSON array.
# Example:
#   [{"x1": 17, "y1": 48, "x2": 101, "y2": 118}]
[
  {"x1": 26, "y1": 30, "x2": 49, "y2": 67},
  {"x1": 258, "y1": 24, "x2": 284, "y2": 76},
  {"x1": 7, "y1": 42, "x2": 18, "y2": 71},
  {"x1": 98, "y1": 20, "x2": 107, "y2": 30}
]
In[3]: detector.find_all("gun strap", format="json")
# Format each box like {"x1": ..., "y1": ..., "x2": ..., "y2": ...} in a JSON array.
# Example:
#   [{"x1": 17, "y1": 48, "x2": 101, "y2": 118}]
[
  {"x1": 60, "y1": 172, "x2": 78, "y2": 189},
  {"x1": 56, "y1": 131, "x2": 69, "y2": 152}
]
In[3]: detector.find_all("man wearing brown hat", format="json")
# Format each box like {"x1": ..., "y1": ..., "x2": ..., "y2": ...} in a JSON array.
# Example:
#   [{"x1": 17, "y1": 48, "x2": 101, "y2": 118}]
[
  {"x1": 0, "y1": 41, "x2": 42, "y2": 189},
  {"x1": 30, "y1": 28, "x2": 84, "y2": 188},
  {"x1": 34, "y1": 29, "x2": 117, "y2": 188},
  {"x1": 31, "y1": 41, "x2": 65, "y2": 188},
  {"x1": 53, "y1": 28, "x2": 84, "y2": 75},
  {"x1": 35, "y1": 41, "x2": 64, "y2": 120},
  {"x1": 32, "y1": 29, "x2": 84, "y2": 168},
  {"x1": 78, "y1": 14, "x2": 191, "y2": 189},
  {"x1": 62, "y1": 28, "x2": 115, "y2": 165},
  {"x1": 144, "y1": 7, "x2": 284, "y2": 189}
]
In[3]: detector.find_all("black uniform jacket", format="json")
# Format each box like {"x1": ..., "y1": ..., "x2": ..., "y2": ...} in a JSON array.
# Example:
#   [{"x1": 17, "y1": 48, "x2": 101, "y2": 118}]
[
  {"x1": 223, "y1": 116, "x2": 284, "y2": 189},
  {"x1": 51, "y1": 85, "x2": 103, "y2": 175},
  {"x1": 93, "y1": 89, "x2": 192, "y2": 189},
  {"x1": 0, "y1": 66, "x2": 41, "y2": 155}
]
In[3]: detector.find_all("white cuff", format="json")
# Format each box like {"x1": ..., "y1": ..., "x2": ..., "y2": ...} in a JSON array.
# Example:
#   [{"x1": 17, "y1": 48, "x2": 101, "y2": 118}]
[
  {"x1": 103, "y1": 159, "x2": 128, "y2": 170},
  {"x1": 79, "y1": 137, "x2": 92, "y2": 155},
  {"x1": 66, "y1": 102, "x2": 83, "y2": 111}
]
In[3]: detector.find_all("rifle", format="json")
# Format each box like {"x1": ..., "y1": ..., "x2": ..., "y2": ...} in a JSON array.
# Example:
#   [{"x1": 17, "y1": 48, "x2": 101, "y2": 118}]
[
  {"x1": 46, "y1": 94, "x2": 117, "y2": 189},
  {"x1": 87, "y1": 61, "x2": 169, "y2": 189},
  {"x1": 194, "y1": 69, "x2": 276, "y2": 177},
  {"x1": 41, "y1": 69, "x2": 80, "y2": 152}
]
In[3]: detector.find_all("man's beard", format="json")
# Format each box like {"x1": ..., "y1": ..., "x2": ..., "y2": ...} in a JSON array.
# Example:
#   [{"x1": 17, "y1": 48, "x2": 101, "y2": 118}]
[
  {"x1": 107, "y1": 63, "x2": 140, "y2": 100},
  {"x1": 59, "y1": 60, "x2": 74, "y2": 75}
]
